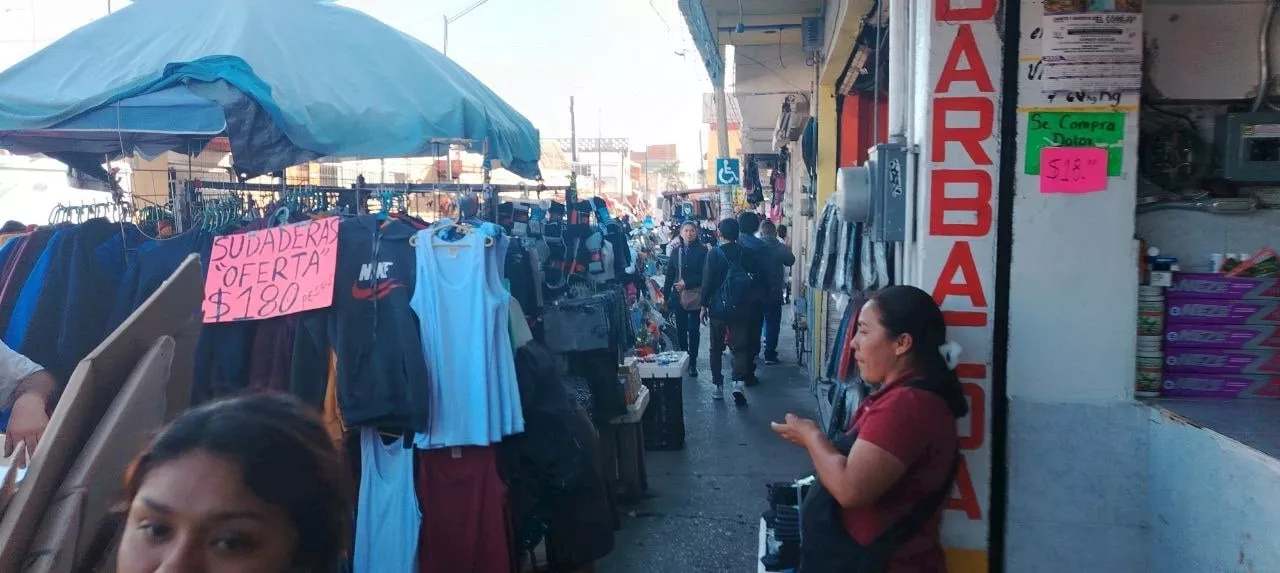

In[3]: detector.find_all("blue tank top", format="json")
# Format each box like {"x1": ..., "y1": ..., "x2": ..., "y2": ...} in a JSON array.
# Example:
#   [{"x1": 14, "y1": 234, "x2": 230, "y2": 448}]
[{"x1": 354, "y1": 428, "x2": 420, "y2": 573}]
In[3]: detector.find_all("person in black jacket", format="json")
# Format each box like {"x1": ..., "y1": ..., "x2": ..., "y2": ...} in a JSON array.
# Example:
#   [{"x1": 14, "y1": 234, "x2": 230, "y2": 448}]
[
  {"x1": 758, "y1": 220, "x2": 796, "y2": 364},
  {"x1": 663, "y1": 222, "x2": 708, "y2": 378},
  {"x1": 699, "y1": 218, "x2": 764, "y2": 404}
]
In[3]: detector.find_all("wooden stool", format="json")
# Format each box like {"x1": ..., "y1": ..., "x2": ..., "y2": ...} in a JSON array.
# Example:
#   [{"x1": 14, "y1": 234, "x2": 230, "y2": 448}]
[{"x1": 609, "y1": 385, "x2": 650, "y2": 500}]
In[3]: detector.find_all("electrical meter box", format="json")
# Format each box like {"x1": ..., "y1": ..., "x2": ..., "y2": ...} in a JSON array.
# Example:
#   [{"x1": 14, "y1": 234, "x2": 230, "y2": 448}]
[
  {"x1": 1216, "y1": 112, "x2": 1280, "y2": 183},
  {"x1": 834, "y1": 143, "x2": 912, "y2": 242},
  {"x1": 867, "y1": 143, "x2": 910, "y2": 242}
]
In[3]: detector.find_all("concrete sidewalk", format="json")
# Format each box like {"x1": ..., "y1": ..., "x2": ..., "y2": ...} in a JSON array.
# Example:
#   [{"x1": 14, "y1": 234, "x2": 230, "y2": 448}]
[{"x1": 598, "y1": 307, "x2": 819, "y2": 572}]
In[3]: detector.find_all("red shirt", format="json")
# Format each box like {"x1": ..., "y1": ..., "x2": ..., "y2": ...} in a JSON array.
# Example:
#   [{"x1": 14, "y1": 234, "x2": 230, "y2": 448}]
[{"x1": 841, "y1": 381, "x2": 958, "y2": 573}]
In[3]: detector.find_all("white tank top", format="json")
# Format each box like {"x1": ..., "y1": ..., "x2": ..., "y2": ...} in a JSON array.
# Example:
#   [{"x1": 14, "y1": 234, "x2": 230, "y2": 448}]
[
  {"x1": 411, "y1": 227, "x2": 524, "y2": 449},
  {"x1": 353, "y1": 428, "x2": 420, "y2": 573}
]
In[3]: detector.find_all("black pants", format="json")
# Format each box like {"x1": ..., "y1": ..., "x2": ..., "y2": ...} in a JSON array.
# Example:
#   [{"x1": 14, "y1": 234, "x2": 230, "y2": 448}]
[
  {"x1": 711, "y1": 304, "x2": 763, "y2": 385},
  {"x1": 762, "y1": 300, "x2": 783, "y2": 360},
  {"x1": 709, "y1": 317, "x2": 729, "y2": 385},
  {"x1": 673, "y1": 307, "x2": 701, "y2": 369}
]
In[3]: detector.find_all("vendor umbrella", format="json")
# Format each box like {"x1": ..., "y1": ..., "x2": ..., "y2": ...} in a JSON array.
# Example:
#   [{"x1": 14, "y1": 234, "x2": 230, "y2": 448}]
[{"x1": 0, "y1": 0, "x2": 542, "y2": 180}]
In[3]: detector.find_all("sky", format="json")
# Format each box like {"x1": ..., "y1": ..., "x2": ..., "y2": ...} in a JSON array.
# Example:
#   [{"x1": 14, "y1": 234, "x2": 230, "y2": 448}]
[{"x1": 0, "y1": 0, "x2": 712, "y2": 171}]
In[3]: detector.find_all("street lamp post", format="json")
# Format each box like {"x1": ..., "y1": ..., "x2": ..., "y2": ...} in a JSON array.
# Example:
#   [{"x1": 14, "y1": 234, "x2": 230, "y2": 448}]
[{"x1": 442, "y1": 0, "x2": 492, "y2": 57}]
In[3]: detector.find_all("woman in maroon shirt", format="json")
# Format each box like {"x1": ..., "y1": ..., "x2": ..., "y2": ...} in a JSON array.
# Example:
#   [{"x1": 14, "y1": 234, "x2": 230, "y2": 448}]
[{"x1": 773, "y1": 285, "x2": 969, "y2": 572}]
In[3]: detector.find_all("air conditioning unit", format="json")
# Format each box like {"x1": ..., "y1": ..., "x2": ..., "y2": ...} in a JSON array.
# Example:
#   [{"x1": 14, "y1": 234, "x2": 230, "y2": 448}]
[
  {"x1": 774, "y1": 94, "x2": 811, "y2": 148},
  {"x1": 801, "y1": 17, "x2": 823, "y2": 55}
]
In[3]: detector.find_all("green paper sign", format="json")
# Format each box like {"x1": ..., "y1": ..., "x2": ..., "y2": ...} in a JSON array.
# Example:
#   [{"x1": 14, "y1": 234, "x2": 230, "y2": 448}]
[{"x1": 1025, "y1": 111, "x2": 1125, "y2": 176}]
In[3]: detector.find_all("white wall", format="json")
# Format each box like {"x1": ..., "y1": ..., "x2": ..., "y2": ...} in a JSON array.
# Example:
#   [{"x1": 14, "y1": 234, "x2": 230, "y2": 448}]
[
  {"x1": 1145, "y1": 0, "x2": 1277, "y2": 101},
  {"x1": 733, "y1": 44, "x2": 813, "y2": 154},
  {"x1": 1004, "y1": 0, "x2": 1148, "y2": 569}
]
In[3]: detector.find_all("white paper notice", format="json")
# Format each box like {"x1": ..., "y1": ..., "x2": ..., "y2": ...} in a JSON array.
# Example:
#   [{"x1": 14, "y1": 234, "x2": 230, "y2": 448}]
[{"x1": 1042, "y1": 13, "x2": 1143, "y2": 93}]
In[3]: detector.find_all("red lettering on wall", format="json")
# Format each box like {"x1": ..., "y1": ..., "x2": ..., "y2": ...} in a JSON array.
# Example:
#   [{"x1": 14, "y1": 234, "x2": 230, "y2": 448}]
[
  {"x1": 955, "y1": 363, "x2": 987, "y2": 380},
  {"x1": 946, "y1": 454, "x2": 983, "y2": 519},
  {"x1": 931, "y1": 97, "x2": 995, "y2": 165},
  {"x1": 959, "y1": 381, "x2": 986, "y2": 450},
  {"x1": 932, "y1": 242, "x2": 988, "y2": 310},
  {"x1": 936, "y1": 0, "x2": 997, "y2": 22},
  {"x1": 929, "y1": 169, "x2": 993, "y2": 237},
  {"x1": 934, "y1": 25, "x2": 995, "y2": 94}
]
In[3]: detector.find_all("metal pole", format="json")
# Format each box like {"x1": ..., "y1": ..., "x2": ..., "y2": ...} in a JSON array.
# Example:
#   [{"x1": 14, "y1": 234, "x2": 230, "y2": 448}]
[
  {"x1": 597, "y1": 108, "x2": 603, "y2": 198},
  {"x1": 888, "y1": 0, "x2": 907, "y2": 142},
  {"x1": 443, "y1": 15, "x2": 449, "y2": 57},
  {"x1": 570, "y1": 97, "x2": 578, "y2": 164},
  {"x1": 568, "y1": 97, "x2": 578, "y2": 207},
  {"x1": 714, "y1": 81, "x2": 733, "y2": 218}
]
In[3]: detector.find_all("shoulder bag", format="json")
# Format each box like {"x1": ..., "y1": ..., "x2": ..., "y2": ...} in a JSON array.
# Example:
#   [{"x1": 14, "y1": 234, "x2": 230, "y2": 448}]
[
  {"x1": 798, "y1": 379, "x2": 961, "y2": 573},
  {"x1": 677, "y1": 246, "x2": 702, "y2": 311}
]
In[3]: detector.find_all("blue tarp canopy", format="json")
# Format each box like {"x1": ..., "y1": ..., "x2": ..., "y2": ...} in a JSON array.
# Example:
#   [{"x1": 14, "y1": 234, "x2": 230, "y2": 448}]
[{"x1": 0, "y1": 0, "x2": 542, "y2": 180}]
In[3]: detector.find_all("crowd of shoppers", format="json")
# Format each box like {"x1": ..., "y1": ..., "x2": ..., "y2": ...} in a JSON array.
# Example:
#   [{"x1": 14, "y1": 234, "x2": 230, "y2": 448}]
[{"x1": 663, "y1": 211, "x2": 794, "y2": 405}]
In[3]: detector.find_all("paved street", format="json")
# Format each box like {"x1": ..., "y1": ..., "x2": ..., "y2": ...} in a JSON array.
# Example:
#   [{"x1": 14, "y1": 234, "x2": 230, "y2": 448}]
[{"x1": 599, "y1": 308, "x2": 819, "y2": 572}]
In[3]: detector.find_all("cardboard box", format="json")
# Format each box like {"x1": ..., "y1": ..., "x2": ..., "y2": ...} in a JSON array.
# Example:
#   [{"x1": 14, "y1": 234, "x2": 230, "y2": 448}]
[
  {"x1": 619, "y1": 358, "x2": 642, "y2": 405},
  {"x1": 1164, "y1": 324, "x2": 1280, "y2": 349},
  {"x1": 1161, "y1": 373, "x2": 1280, "y2": 398},
  {"x1": 1168, "y1": 273, "x2": 1280, "y2": 300},
  {"x1": 1165, "y1": 298, "x2": 1280, "y2": 325},
  {"x1": 1163, "y1": 347, "x2": 1280, "y2": 375}
]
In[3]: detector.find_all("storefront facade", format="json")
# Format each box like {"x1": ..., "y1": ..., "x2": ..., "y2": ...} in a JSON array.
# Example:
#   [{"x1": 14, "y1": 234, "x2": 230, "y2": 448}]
[{"x1": 688, "y1": 0, "x2": 1280, "y2": 570}]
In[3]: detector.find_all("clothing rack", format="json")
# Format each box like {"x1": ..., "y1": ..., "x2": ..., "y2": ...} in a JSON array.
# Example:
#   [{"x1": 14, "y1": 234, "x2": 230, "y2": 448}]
[{"x1": 184, "y1": 180, "x2": 570, "y2": 195}]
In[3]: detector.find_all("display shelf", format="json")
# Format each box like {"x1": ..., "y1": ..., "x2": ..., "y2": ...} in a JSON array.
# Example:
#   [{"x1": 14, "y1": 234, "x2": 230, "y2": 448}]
[{"x1": 1147, "y1": 398, "x2": 1280, "y2": 460}]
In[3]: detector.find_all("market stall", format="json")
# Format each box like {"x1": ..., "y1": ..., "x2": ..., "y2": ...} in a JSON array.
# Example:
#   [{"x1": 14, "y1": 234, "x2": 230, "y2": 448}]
[{"x1": 0, "y1": 1, "x2": 670, "y2": 571}]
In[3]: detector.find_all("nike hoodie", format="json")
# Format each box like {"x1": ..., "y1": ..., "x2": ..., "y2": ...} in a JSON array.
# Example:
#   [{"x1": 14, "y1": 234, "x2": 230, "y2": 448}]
[{"x1": 325, "y1": 216, "x2": 431, "y2": 431}]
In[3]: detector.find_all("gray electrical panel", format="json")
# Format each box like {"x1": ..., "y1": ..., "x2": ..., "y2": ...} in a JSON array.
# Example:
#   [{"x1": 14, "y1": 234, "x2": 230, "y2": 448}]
[
  {"x1": 833, "y1": 142, "x2": 912, "y2": 242},
  {"x1": 1216, "y1": 112, "x2": 1280, "y2": 183},
  {"x1": 868, "y1": 143, "x2": 910, "y2": 242}
]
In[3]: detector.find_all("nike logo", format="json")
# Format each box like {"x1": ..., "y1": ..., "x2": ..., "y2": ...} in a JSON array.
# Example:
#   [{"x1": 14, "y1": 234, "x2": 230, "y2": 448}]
[{"x1": 351, "y1": 280, "x2": 405, "y2": 301}]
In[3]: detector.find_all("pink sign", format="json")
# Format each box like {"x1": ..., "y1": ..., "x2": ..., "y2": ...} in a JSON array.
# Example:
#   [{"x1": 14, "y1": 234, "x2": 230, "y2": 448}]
[
  {"x1": 202, "y1": 217, "x2": 340, "y2": 323},
  {"x1": 1039, "y1": 147, "x2": 1108, "y2": 194}
]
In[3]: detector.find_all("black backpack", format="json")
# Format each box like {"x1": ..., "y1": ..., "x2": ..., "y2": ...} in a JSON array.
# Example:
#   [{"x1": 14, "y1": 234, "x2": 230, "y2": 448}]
[
  {"x1": 709, "y1": 246, "x2": 759, "y2": 319},
  {"x1": 798, "y1": 379, "x2": 961, "y2": 573}
]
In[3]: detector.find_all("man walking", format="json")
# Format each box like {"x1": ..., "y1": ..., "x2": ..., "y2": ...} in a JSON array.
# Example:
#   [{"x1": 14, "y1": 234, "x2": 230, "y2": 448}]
[
  {"x1": 702, "y1": 217, "x2": 767, "y2": 404},
  {"x1": 733, "y1": 212, "x2": 774, "y2": 384},
  {"x1": 757, "y1": 220, "x2": 795, "y2": 364}
]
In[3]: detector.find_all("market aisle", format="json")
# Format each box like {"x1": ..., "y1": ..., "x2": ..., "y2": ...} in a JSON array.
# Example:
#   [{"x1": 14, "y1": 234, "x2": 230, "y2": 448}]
[{"x1": 599, "y1": 306, "x2": 818, "y2": 572}]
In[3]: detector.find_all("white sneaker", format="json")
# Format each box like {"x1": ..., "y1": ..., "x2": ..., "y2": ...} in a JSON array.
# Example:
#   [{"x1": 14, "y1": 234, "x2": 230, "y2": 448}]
[
  {"x1": 711, "y1": 385, "x2": 725, "y2": 400},
  {"x1": 731, "y1": 380, "x2": 747, "y2": 405}
]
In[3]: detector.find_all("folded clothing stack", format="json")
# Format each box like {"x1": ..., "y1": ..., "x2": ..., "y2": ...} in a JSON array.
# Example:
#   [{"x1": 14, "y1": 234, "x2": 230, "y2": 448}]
[{"x1": 761, "y1": 480, "x2": 804, "y2": 572}]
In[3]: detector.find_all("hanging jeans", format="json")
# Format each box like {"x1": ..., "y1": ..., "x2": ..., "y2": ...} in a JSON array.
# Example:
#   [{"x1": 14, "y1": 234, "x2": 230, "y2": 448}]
[
  {"x1": 673, "y1": 307, "x2": 701, "y2": 371},
  {"x1": 762, "y1": 300, "x2": 783, "y2": 361}
]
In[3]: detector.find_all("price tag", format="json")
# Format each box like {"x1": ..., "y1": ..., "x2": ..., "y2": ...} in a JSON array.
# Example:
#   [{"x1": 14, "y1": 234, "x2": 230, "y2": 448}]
[
  {"x1": 202, "y1": 218, "x2": 339, "y2": 323},
  {"x1": 1039, "y1": 147, "x2": 1108, "y2": 194}
]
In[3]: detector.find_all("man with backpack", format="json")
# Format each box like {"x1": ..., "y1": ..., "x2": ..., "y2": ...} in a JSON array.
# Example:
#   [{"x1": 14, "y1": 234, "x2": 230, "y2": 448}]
[
  {"x1": 735, "y1": 212, "x2": 776, "y2": 375},
  {"x1": 700, "y1": 217, "x2": 766, "y2": 405}
]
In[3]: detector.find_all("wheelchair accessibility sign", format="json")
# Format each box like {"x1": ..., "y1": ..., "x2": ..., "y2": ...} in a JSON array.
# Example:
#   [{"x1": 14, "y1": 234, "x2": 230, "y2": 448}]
[{"x1": 715, "y1": 158, "x2": 741, "y2": 186}]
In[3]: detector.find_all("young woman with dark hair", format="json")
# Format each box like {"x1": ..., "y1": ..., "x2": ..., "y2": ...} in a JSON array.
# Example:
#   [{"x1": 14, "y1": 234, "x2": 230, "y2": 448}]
[
  {"x1": 114, "y1": 393, "x2": 352, "y2": 573},
  {"x1": 663, "y1": 221, "x2": 708, "y2": 378},
  {"x1": 773, "y1": 285, "x2": 968, "y2": 572}
]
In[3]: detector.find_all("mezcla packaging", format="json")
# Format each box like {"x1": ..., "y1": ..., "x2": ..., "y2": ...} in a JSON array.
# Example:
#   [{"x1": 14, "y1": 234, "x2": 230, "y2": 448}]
[
  {"x1": 1163, "y1": 347, "x2": 1280, "y2": 375},
  {"x1": 1165, "y1": 298, "x2": 1280, "y2": 326},
  {"x1": 1164, "y1": 324, "x2": 1280, "y2": 349},
  {"x1": 1161, "y1": 373, "x2": 1280, "y2": 398},
  {"x1": 1167, "y1": 273, "x2": 1280, "y2": 300}
]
